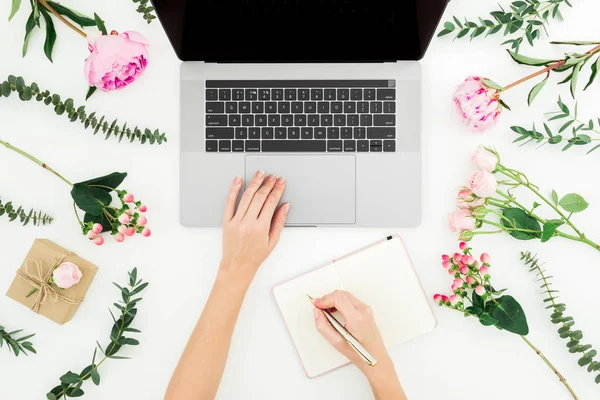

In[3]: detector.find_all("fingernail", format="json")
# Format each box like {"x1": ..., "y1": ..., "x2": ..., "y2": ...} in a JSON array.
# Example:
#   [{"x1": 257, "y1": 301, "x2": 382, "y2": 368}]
[
  {"x1": 233, "y1": 177, "x2": 241, "y2": 185},
  {"x1": 268, "y1": 174, "x2": 276, "y2": 182},
  {"x1": 313, "y1": 308, "x2": 319, "y2": 320},
  {"x1": 282, "y1": 203, "x2": 290, "y2": 215},
  {"x1": 277, "y1": 176, "x2": 286, "y2": 184},
  {"x1": 256, "y1": 170, "x2": 264, "y2": 179}
]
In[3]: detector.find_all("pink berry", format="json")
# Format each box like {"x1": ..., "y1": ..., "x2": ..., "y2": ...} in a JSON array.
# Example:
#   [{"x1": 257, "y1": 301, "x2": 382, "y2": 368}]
[
  {"x1": 459, "y1": 242, "x2": 467, "y2": 250},
  {"x1": 449, "y1": 295, "x2": 460, "y2": 306},
  {"x1": 142, "y1": 227, "x2": 151, "y2": 237},
  {"x1": 460, "y1": 266, "x2": 469, "y2": 275},
  {"x1": 479, "y1": 265, "x2": 490, "y2": 276},
  {"x1": 118, "y1": 225, "x2": 127, "y2": 234},
  {"x1": 87, "y1": 231, "x2": 98, "y2": 239},
  {"x1": 123, "y1": 193, "x2": 134, "y2": 203},
  {"x1": 447, "y1": 268, "x2": 455, "y2": 275},
  {"x1": 137, "y1": 216, "x2": 148, "y2": 226},
  {"x1": 94, "y1": 236, "x2": 104, "y2": 246},
  {"x1": 480, "y1": 253, "x2": 491, "y2": 264},
  {"x1": 139, "y1": 204, "x2": 147, "y2": 213},
  {"x1": 115, "y1": 233, "x2": 125, "y2": 243},
  {"x1": 475, "y1": 286, "x2": 486, "y2": 296},
  {"x1": 126, "y1": 227, "x2": 136, "y2": 237},
  {"x1": 442, "y1": 254, "x2": 450, "y2": 262},
  {"x1": 118, "y1": 214, "x2": 130, "y2": 224},
  {"x1": 453, "y1": 253, "x2": 462, "y2": 262},
  {"x1": 125, "y1": 209, "x2": 134, "y2": 216},
  {"x1": 466, "y1": 256, "x2": 475, "y2": 265},
  {"x1": 453, "y1": 278, "x2": 464, "y2": 288},
  {"x1": 92, "y1": 223, "x2": 103, "y2": 234},
  {"x1": 466, "y1": 276, "x2": 476, "y2": 285},
  {"x1": 441, "y1": 295, "x2": 449, "y2": 302},
  {"x1": 451, "y1": 283, "x2": 458, "y2": 291},
  {"x1": 461, "y1": 254, "x2": 469, "y2": 264},
  {"x1": 433, "y1": 294, "x2": 443, "y2": 304},
  {"x1": 442, "y1": 261, "x2": 452, "y2": 269}
]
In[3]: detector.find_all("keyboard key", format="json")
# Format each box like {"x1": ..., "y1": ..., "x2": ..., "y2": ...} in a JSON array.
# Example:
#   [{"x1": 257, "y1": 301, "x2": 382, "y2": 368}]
[
  {"x1": 367, "y1": 127, "x2": 395, "y2": 139},
  {"x1": 370, "y1": 140, "x2": 383, "y2": 152},
  {"x1": 275, "y1": 127, "x2": 287, "y2": 139},
  {"x1": 229, "y1": 115, "x2": 241, "y2": 126},
  {"x1": 278, "y1": 102, "x2": 291, "y2": 113},
  {"x1": 242, "y1": 115, "x2": 254, "y2": 126},
  {"x1": 384, "y1": 102, "x2": 396, "y2": 113},
  {"x1": 235, "y1": 127, "x2": 247, "y2": 139},
  {"x1": 206, "y1": 89, "x2": 218, "y2": 101},
  {"x1": 252, "y1": 102, "x2": 264, "y2": 113},
  {"x1": 245, "y1": 89, "x2": 258, "y2": 100},
  {"x1": 354, "y1": 127, "x2": 366, "y2": 139},
  {"x1": 299, "y1": 89, "x2": 310, "y2": 100},
  {"x1": 249, "y1": 127, "x2": 260, "y2": 139},
  {"x1": 308, "y1": 114, "x2": 319, "y2": 126},
  {"x1": 347, "y1": 114, "x2": 359, "y2": 126},
  {"x1": 328, "y1": 140, "x2": 343, "y2": 152},
  {"x1": 262, "y1": 127, "x2": 274, "y2": 139},
  {"x1": 232, "y1": 89, "x2": 244, "y2": 100},
  {"x1": 318, "y1": 102, "x2": 330, "y2": 113},
  {"x1": 292, "y1": 102, "x2": 304, "y2": 114},
  {"x1": 324, "y1": 89, "x2": 336, "y2": 100},
  {"x1": 321, "y1": 114, "x2": 333, "y2": 126},
  {"x1": 360, "y1": 114, "x2": 373, "y2": 126},
  {"x1": 331, "y1": 102, "x2": 343, "y2": 114},
  {"x1": 285, "y1": 89, "x2": 297, "y2": 100},
  {"x1": 206, "y1": 140, "x2": 218, "y2": 152},
  {"x1": 255, "y1": 115, "x2": 267, "y2": 126},
  {"x1": 327, "y1": 127, "x2": 340, "y2": 139},
  {"x1": 268, "y1": 115, "x2": 281, "y2": 126},
  {"x1": 239, "y1": 102, "x2": 251, "y2": 113},
  {"x1": 219, "y1": 140, "x2": 231, "y2": 152},
  {"x1": 311, "y1": 89, "x2": 323, "y2": 100},
  {"x1": 384, "y1": 140, "x2": 396, "y2": 152},
  {"x1": 272, "y1": 89, "x2": 284, "y2": 100},
  {"x1": 374, "y1": 115, "x2": 396, "y2": 126},
  {"x1": 358, "y1": 102, "x2": 369, "y2": 114},
  {"x1": 301, "y1": 127, "x2": 313, "y2": 139},
  {"x1": 226, "y1": 102, "x2": 237, "y2": 113},
  {"x1": 259, "y1": 89, "x2": 270, "y2": 100},
  {"x1": 351, "y1": 89, "x2": 362, "y2": 100},
  {"x1": 265, "y1": 102, "x2": 277, "y2": 114},
  {"x1": 370, "y1": 101, "x2": 382, "y2": 113},
  {"x1": 206, "y1": 102, "x2": 225, "y2": 113},
  {"x1": 364, "y1": 89, "x2": 375, "y2": 100},
  {"x1": 341, "y1": 127, "x2": 352, "y2": 139},
  {"x1": 232, "y1": 140, "x2": 244, "y2": 152},
  {"x1": 357, "y1": 140, "x2": 369, "y2": 152},
  {"x1": 344, "y1": 101, "x2": 356, "y2": 113},
  {"x1": 305, "y1": 102, "x2": 317, "y2": 113},
  {"x1": 206, "y1": 115, "x2": 227, "y2": 126},
  {"x1": 334, "y1": 114, "x2": 346, "y2": 126},
  {"x1": 315, "y1": 127, "x2": 326, "y2": 139},
  {"x1": 245, "y1": 140, "x2": 261, "y2": 152},
  {"x1": 288, "y1": 127, "x2": 300, "y2": 139},
  {"x1": 262, "y1": 140, "x2": 326, "y2": 152},
  {"x1": 282, "y1": 115, "x2": 293, "y2": 126},
  {"x1": 377, "y1": 89, "x2": 395, "y2": 100},
  {"x1": 294, "y1": 115, "x2": 307, "y2": 126},
  {"x1": 344, "y1": 140, "x2": 356, "y2": 152},
  {"x1": 219, "y1": 89, "x2": 231, "y2": 101},
  {"x1": 337, "y1": 89, "x2": 349, "y2": 100},
  {"x1": 206, "y1": 127, "x2": 234, "y2": 139}
]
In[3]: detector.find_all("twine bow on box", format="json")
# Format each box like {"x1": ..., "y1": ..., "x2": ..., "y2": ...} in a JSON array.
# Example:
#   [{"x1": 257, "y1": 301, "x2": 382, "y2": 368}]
[{"x1": 16, "y1": 252, "x2": 82, "y2": 313}]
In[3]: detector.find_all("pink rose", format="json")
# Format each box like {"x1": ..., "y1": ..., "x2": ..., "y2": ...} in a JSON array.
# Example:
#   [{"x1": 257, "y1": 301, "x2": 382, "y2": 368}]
[
  {"x1": 472, "y1": 148, "x2": 498, "y2": 172},
  {"x1": 457, "y1": 189, "x2": 486, "y2": 209},
  {"x1": 84, "y1": 31, "x2": 149, "y2": 91},
  {"x1": 448, "y1": 209, "x2": 476, "y2": 232},
  {"x1": 453, "y1": 76, "x2": 502, "y2": 133},
  {"x1": 468, "y1": 171, "x2": 497, "y2": 198},
  {"x1": 52, "y1": 262, "x2": 83, "y2": 289}
]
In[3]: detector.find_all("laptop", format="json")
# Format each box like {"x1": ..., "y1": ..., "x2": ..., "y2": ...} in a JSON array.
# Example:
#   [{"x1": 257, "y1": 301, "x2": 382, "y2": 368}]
[{"x1": 153, "y1": 0, "x2": 448, "y2": 227}]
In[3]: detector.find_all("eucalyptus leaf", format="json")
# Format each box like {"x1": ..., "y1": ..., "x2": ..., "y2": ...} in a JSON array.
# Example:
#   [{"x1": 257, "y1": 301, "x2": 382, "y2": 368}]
[
  {"x1": 528, "y1": 74, "x2": 549, "y2": 105},
  {"x1": 9, "y1": 0, "x2": 22, "y2": 21},
  {"x1": 39, "y1": 8, "x2": 56, "y2": 62},
  {"x1": 508, "y1": 50, "x2": 557, "y2": 66}
]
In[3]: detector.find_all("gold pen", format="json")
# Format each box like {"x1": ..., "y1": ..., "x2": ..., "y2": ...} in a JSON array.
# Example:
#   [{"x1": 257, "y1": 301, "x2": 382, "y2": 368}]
[{"x1": 307, "y1": 294, "x2": 377, "y2": 367}]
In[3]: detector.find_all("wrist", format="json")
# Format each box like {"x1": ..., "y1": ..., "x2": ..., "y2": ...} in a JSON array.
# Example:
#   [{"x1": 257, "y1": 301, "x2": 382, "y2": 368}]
[
  {"x1": 363, "y1": 355, "x2": 397, "y2": 383},
  {"x1": 217, "y1": 261, "x2": 255, "y2": 292}
]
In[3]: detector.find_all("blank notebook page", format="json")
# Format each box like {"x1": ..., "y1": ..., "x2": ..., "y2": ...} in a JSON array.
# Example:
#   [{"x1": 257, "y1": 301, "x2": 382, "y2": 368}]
[{"x1": 273, "y1": 236, "x2": 436, "y2": 378}]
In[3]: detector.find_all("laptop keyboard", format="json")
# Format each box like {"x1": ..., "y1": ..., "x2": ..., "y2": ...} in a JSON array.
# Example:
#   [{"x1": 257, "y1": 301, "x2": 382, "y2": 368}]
[{"x1": 205, "y1": 80, "x2": 396, "y2": 153}]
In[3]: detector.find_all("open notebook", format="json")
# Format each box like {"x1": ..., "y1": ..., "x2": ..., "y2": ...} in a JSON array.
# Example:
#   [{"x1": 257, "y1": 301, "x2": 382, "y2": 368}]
[{"x1": 273, "y1": 236, "x2": 436, "y2": 378}]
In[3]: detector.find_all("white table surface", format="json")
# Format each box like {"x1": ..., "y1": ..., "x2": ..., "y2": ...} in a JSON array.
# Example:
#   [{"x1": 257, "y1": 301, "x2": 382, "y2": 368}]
[{"x1": 2, "y1": 0, "x2": 600, "y2": 398}]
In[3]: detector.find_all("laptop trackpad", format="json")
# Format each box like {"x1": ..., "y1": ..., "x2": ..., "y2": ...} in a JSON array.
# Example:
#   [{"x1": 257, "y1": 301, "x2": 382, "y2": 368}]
[{"x1": 244, "y1": 155, "x2": 356, "y2": 225}]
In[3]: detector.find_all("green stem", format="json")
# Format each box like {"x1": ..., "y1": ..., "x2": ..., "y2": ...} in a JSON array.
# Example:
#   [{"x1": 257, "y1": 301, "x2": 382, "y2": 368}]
[
  {"x1": 73, "y1": 202, "x2": 83, "y2": 227},
  {"x1": 0, "y1": 138, "x2": 73, "y2": 187}
]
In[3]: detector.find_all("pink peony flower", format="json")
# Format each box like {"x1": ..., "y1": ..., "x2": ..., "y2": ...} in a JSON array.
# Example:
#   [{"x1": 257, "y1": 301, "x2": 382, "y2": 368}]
[
  {"x1": 449, "y1": 295, "x2": 461, "y2": 306},
  {"x1": 480, "y1": 253, "x2": 491, "y2": 264},
  {"x1": 448, "y1": 209, "x2": 477, "y2": 232},
  {"x1": 52, "y1": 262, "x2": 82, "y2": 289},
  {"x1": 468, "y1": 170, "x2": 497, "y2": 198},
  {"x1": 434, "y1": 294, "x2": 443, "y2": 304},
  {"x1": 466, "y1": 276, "x2": 476, "y2": 285},
  {"x1": 453, "y1": 76, "x2": 502, "y2": 133},
  {"x1": 84, "y1": 31, "x2": 149, "y2": 91},
  {"x1": 475, "y1": 286, "x2": 486, "y2": 296},
  {"x1": 479, "y1": 265, "x2": 490, "y2": 276},
  {"x1": 139, "y1": 204, "x2": 147, "y2": 213},
  {"x1": 472, "y1": 148, "x2": 498, "y2": 172},
  {"x1": 92, "y1": 223, "x2": 103, "y2": 234},
  {"x1": 94, "y1": 236, "x2": 104, "y2": 246}
]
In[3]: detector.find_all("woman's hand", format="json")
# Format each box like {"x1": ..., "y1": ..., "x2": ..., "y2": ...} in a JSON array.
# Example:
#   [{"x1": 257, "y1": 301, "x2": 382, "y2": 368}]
[
  {"x1": 314, "y1": 291, "x2": 407, "y2": 400},
  {"x1": 220, "y1": 170, "x2": 290, "y2": 287}
]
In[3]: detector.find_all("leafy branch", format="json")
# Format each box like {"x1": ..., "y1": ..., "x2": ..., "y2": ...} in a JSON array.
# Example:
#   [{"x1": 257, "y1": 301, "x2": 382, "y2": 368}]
[
  {"x1": 1, "y1": 75, "x2": 167, "y2": 145},
  {"x1": 131, "y1": 0, "x2": 157, "y2": 23},
  {"x1": 0, "y1": 325, "x2": 36, "y2": 357},
  {"x1": 47, "y1": 268, "x2": 148, "y2": 399},
  {"x1": 0, "y1": 196, "x2": 53, "y2": 226},
  {"x1": 511, "y1": 97, "x2": 600, "y2": 153},
  {"x1": 438, "y1": 0, "x2": 574, "y2": 53},
  {"x1": 521, "y1": 252, "x2": 600, "y2": 384}
]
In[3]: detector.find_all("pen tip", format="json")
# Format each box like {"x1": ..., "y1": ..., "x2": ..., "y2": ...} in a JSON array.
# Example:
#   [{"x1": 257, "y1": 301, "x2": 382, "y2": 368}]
[{"x1": 306, "y1": 294, "x2": 314, "y2": 303}]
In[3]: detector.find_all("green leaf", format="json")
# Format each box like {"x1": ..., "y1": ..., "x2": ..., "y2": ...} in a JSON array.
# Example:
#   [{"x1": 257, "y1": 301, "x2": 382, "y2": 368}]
[
  {"x1": 75, "y1": 172, "x2": 127, "y2": 192},
  {"x1": 559, "y1": 119, "x2": 575, "y2": 133},
  {"x1": 40, "y1": 8, "x2": 57, "y2": 62},
  {"x1": 70, "y1": 185, "x2": 112, "y2": 216},
  {"x1": 501, "y1": 208, "x2": 542, "y2": 240},
  {"x1": 66, "y1": 388, "x2": 84, "y2": 397},
  {"x1": 59, "y1": 371, "x2": 81, "y2": 384},
  {"x1": 46, "y1": 394, "x2": 57, "y2": 400},
  {"x1": 481, "y1": 78, "x2": 503, "y2": 91},
  {"x1": 489, "y1": 295, "x2": 529, "y2": 335},
  {"x1": 584, "y1": 56, "x2": 600, "y2": 90},
  {"x1": 552, "y1": 190, "x2": 559, "y2": 206},
  {"x1": 22, "y1": 12, "x2": 36, "y2": 57},
  {"x1": 91, "y1": 369, "x2": 100, "y2": 385},
  {"x1": 528, "y1": 74, "x2": 549, "y2": 106},
  {"x1": 9, "y1": 0, "x2": 22, "y2": 21},
  {"x1": 94, "y1": 13, "x2": 107, "y2": 35},
  {"x1": 570, "y1": 60, "x2": 585, "y2": 98},
  {"x1": 85, "y1": 86, "x2": 97, "y2": 101},
  {"x1": 541, "y1": 219, "x2": 564, "y2": 242},
  {"x1": 479, "y1": 313, "x2": 499, "y2": 326},
  {"x1": 83, "y1": 208, "x2": 115, "y2": 233},
  {"x1": 45, "y1": 1, "x2": 96, "y2": 26},
  {"x1": 472, "y1": 292, "x2": 484, "y2": 309},
  {"x1": 508, "y1": 50, "x2": 557, "y2": 66},
  {"x1": 498, "y1": 99, "x2": 512, "y2": 111},
  {"x1": 559, "y1": 193, "x2": 589, "y2": 213}
]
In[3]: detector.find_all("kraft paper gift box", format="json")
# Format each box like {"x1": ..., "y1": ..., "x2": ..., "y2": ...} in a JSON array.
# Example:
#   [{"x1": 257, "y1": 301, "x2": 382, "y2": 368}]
[{"x1": 6, "y1": 239, "x2": 98, "y2": 325}]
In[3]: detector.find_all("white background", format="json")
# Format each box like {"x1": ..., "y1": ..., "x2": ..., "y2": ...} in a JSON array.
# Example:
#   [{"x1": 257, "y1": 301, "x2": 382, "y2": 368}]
[{"x1": 1, "y1": 0, "x2": 600, "y2": 399}]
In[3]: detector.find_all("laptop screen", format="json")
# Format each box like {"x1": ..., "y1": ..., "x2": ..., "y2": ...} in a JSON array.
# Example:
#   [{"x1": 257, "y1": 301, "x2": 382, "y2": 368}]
[{"x1": 154, "y1": 0, "x2": 448, "y2": 62}]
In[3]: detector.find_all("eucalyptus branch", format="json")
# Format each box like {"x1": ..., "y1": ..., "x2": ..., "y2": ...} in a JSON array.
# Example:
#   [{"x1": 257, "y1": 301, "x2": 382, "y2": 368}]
[
  {"x1": 437, "y1": 0, "x2": 573, "y2": 52},
  {"x1": 0, "y1": 325, "x2": 36, "y2": 357},
  {"x1": 0, "y1": 196, "x2": 53, "y2": 226},
  {"x1": 521, "y1": 252, "x2": 600, "y2": 384},
  {"x1": 131, "y1": 0, "x2": 157, "y2": 23},
  {"x1": 1, "y1": 75, "x2": 167, "y2": 145},
  {"x1": 47, "y1": 268, "x2": 148, "y2": 400}
]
